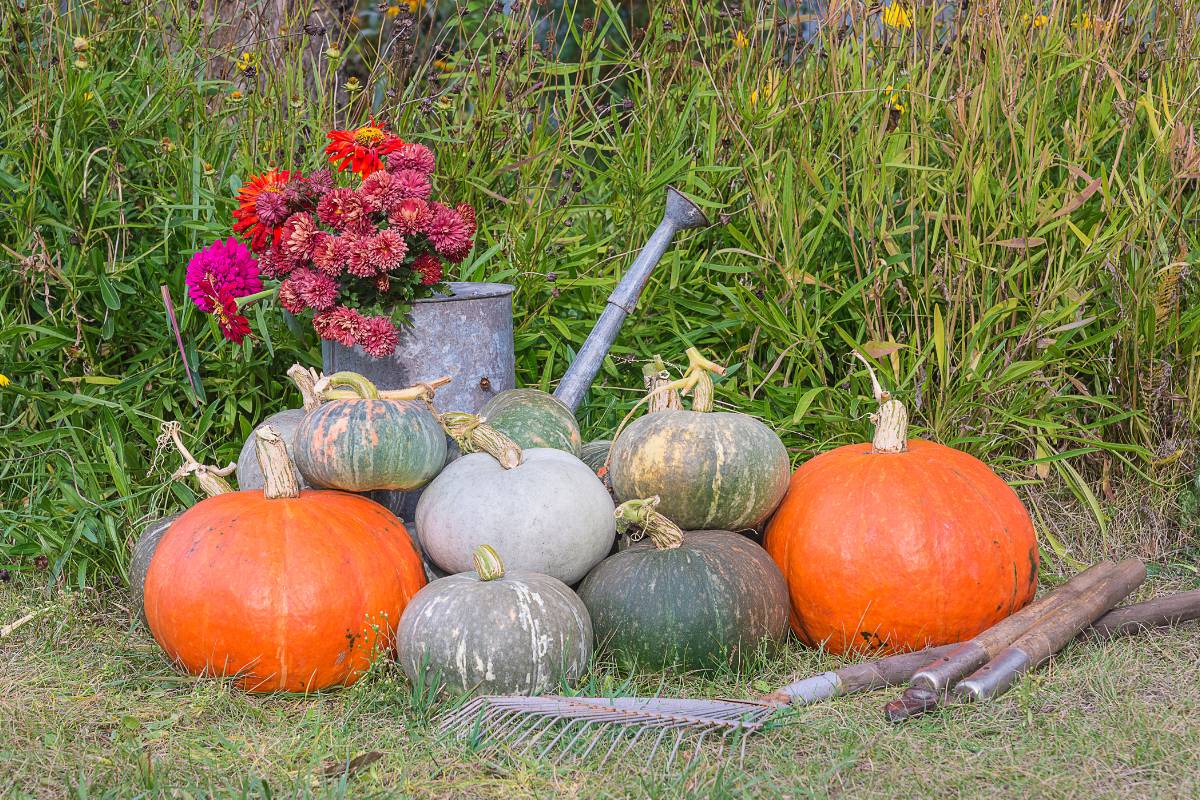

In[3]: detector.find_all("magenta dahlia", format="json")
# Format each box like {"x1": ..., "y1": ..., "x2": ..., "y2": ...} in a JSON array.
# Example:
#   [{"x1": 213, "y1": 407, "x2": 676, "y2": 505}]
[
  {"x1": 356, "y1": 315, "x2": 400, "y2": 358},
  {"x1": 316, "y1": 187, "x2": 367, "y2": 231},
  {"x1": 425, "y1": 203, "x2": 472, "y2": 259},
  {"x1": 412, "y1": 252, "x2": 444, "y2": 286},
  {"x1": 387, "y1": 198, "x2": 431, "y2": 235},
  {"x1": 185, "y1": 237, "x2": 262, "y2": 312},
  {"x1": 389, "y1": 169, "x2": 432, "y2": 202}
]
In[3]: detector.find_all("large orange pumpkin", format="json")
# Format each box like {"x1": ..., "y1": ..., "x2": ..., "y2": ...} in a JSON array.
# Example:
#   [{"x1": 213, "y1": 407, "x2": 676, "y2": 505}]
[
  {"x1": 144, "y1": 426, "x2": 426, "y2": 692},
  {"x1": 764, "y1": 360, "x2": 1037, "y2": 655}
]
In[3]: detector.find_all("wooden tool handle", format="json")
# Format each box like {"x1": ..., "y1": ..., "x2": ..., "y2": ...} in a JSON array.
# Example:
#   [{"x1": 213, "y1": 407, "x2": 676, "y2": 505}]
[
  {"x1": 954, "y1": 558, "x2": 1146, "y2": 702},
  {"x1": 1089, "y1": 589, "x2": 1200, "y2": 637},
  {"x1": 766, "y1": 643, "x2": 960, "y2": 705},
  {"x1": 909, "y1": 560, "x2": 1115, "y2": 694}
]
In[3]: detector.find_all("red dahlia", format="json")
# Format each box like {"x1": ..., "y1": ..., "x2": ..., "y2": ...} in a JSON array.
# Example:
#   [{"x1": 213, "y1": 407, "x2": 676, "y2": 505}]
[
  {"x1": 233, "y1": 170, "x2": 298, "y2": 252},
  {"x1": 325, "y1": 119, "x2": 404, "y2": 177}
]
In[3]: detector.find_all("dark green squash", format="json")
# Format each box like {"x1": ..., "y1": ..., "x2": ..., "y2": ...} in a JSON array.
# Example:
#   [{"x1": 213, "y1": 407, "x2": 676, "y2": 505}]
[
  {"x1": 578, "y1": 496, "x2": 792, "y2": 671},
  {"x1": 293, "y1": 372, "x2": 448, "y2": 492},
  {"x1": 608, "y1": 350, "x2": 789, "y2": 532},
  {"x1": 479, "y1": 388, "x2": 582, "y2": 456},
  {"x1": 577, "y1": 497, "x2": 790, "y2": 670}
]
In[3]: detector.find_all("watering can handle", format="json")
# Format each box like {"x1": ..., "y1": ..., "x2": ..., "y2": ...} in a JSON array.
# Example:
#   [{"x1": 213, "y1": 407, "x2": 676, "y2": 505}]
[{"x1": 553, "y1": 187, "x2": 709, "y2": 413}]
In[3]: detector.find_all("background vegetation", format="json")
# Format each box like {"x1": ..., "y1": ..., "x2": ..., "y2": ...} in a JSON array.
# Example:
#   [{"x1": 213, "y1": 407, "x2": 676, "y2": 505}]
[{"x1": 2, "y1": 0, "x2": 1199, "y2": 586}]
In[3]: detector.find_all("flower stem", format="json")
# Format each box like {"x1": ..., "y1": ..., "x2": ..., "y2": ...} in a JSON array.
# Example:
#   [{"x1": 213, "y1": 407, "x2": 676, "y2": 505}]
[{"x1": 234, "y1": 287, "x2": 277, "y2": 310}]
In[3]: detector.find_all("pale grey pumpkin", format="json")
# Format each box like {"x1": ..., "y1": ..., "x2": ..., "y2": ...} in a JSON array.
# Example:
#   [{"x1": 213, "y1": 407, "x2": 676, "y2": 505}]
[
  {"x1": 398, "y1": 546, "x2": 592, "y2": 695},
  {"x1": 130, "y1": 513, "x2": 179, "y2": 625},
  {"x1": 235, "y1": 365, "x2": 322, "y2": 490},
  {"x1": 415, "y1": 428, "x2": 615, "y2": 585}
]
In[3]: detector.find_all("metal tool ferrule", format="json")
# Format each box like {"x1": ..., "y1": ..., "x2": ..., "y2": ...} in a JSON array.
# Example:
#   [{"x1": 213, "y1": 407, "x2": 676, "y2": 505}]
[
  {"x1": 910, "y1": 641, "x2": 990, "y2": 693},
  {"x1": 953, "y1": 647, "x2": 1032, "y2": 702}
]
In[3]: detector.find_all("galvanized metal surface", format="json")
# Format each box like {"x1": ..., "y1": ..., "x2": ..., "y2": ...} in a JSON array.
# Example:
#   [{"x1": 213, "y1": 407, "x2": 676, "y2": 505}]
[
  {"x1": 553, "y1": 187, "x2": 710, "y2": 412},
  {"x1": 322, "y1": 282, "x2": 515, "y2": 519}
]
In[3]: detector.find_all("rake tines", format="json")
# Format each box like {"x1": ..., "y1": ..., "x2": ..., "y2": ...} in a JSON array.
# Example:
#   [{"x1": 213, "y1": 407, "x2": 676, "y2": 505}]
[{"x1": 438, "y1": 695, "x2": 781, "y2": 769}]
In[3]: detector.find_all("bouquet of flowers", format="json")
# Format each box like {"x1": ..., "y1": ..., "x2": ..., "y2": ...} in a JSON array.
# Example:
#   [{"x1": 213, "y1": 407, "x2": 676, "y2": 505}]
[{"x1": 184, "y1": 120, "x2": 477, "y2": 358}]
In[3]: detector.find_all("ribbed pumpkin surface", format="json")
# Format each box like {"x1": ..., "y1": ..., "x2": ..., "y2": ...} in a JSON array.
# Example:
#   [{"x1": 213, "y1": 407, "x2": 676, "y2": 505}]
[
  {"x1": 144, "y1": 490, "x2": 426, "y2": 692},
  {"x1": 765, "y1": 439, "x2": 1038, "y2": 655},
  {"x1": 578, "y1": 530, "x2": 789, "y2": 670},
  {"x1": 398, "y1": 569, "x2": 592, "y2": 695},
  {"x1": 294, "y1": 398, "x2": 446, "y2": 491},
  {"x1": 609, "y1": 410, "x2": 790, "y2": 531},
  {"x1": 481, "y1": 388, "x2": 582, "y2": 456}
]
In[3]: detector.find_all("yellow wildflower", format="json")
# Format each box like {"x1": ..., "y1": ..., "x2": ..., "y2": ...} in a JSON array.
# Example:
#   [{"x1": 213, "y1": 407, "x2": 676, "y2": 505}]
[
  {"x1": 160, "y1": 136, "x2": 175, "y2": 153},
  {"x1": 749, "y1": 69, "x2": 782, "y2": 109},
  {"x1": 344, "y1": 77, "x2": 363, "y2": 93},
  {"x1": 406, "y1": 0, "x2": 426, "y2": 12},
  {"x1": 74, "y1": 57, "x2": 88, "y2": 69},
  {"x1": 203, "y1": 162, "x2": 215, "y2": 176},
  {"x1": 882, "y1": 3, "x2": 912, "y2": 30},
  {"x1": 386, "y1": 4, "x2": 401, "y2": 17},
  {"x1": 1031, "y1": 14, "x2": 1049, "y2": 28},
  {"x1": 234, "y1": 51, "x2": 257, "y2": 72},
  {"x1": 1074, "y1": 13, "x2": 1110, "y2": 34},
  {"x1": 734, "y1": 30, "x2": 749, "y2": 49},
  {"x1": 325, "y1": 46, "x2": 342, "y2": 61},
  {"x1": 73, "y1": 36, "x2": 89, "y2": 52},
  {"x1": 432, "y1": 58, "x2": 451, "y2": 72},
  {"x1": 83, "y1": 91, "x2": 94, "y2": 101},
  {"x1": 885, "y1": 84, "x2": 904, "y2": 114},
  {"x1": 229, "y1": 89, "x2": 244, "y2": 101},
  {"x1": 0, "y1": 373, "x2": 10, "y2": 388}
]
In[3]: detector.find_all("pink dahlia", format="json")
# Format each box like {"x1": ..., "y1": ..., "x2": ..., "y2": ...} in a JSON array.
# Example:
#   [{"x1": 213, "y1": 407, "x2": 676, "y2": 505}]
[
  {"x1": 311, "y1": 234, "x2": 346, "y2": 277},
  {"x1": 254, "y1": 190, "x2": 290, "y2": 228},
  {"x1": 283, "y1": 268, "x2": 338, "y2": 310},
  {"x1": 387, "y1": 197, "x2": 432, "y2": 234},
  {"x1": 356, "y1": 315, "x2": 400, "y2": 359},
  {"x1": 366, "y1": 229, "x2": 408, "y2": 273},
  {"x1": 425, "y1": 203, "x2": 472, "y2": 259},
  {"x1": 387, "y1": 142, "x2": 436, "y2": 175},
  {"x1": 359, "y1": 170, "x2": 398, "y2": 213},
  {"x1": 412, "y1": 252, "x2": 443, "y2": 286},
  {"x1": 388, "y1": 169, "x2": 432, "y2": 202},
  {"x1": 280, "y1": 212, "x2": 321, "y2": 261},
  {"x1": 256, "y1": 245, "x2": 296, "y2": 280},
  {"x1": 316, "y1": 187, "x2": 366, "y2": 231},
  {"x1": 277, "y1": 276, "x2": 307, "y2": 313},
  {"x1": 185, "y1": 237, "x2": 262, "y2": 313},
  {"x1": 312, "y1": 305, "x2": 364, "y2": 347},
  {"x1": 306, "y1": 168, "x2": 335, "y2": 196},
  {"x1": 212, "y1": 288, "x2": 252, "y2": 344},
  {"x1": 343, "y1": 235, "x2": 375, "y2": 277}
]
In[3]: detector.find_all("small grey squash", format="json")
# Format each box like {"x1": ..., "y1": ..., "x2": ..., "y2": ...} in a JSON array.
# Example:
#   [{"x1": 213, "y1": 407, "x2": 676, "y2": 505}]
[
  {"x1": 234, "y1": 409, "x2": 308, "y2": 490},
  {"x1": 415, "y1": 431, "x2": 615, "y2": 585},
  {"x1": 129, "y1": 513, "x2": 179, "y2": 625},
  {"x1": 398, "y1": 545, "x2": 593, "y2": 695},
  {"x1": 234, "y1": 365, "x2": 321, "y2": 490}
]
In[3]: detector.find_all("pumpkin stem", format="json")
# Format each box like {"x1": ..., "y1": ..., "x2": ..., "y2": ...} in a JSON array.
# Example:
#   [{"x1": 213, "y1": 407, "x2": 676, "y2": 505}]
[
  {"x1": 320, "y1": 375, "x2": 452, "y2": 402},
  {"x1": 473, "y1": 545, "x2": 506, "y2": 580},
  {"x1": 438, "y1": 411, "x2": 524, "y2": 469},
  {"x1": 643, "y1": 356, "x2": 683, "y2": 413},
  {"x1": 614, "y1": 497, "x2": 684, "y2": 550},
  {"x1": 316, "y1": 371, "x2": 381, "y2": 400},
  {"x1": 681, "y1": 348, "x2": 724, "y2": 413},
  {"x1": 157, "y1": 421, "x2": 234, "y2": 497},
  {"x1": 852, "y1": 351, "x2": 909, "y2": 453},
  {"x1": 286, "y1": 363, "x2": 324, "y2": 412},
  {"x1": 255, "y1": 425, "x2": 302, "y2": 499}
]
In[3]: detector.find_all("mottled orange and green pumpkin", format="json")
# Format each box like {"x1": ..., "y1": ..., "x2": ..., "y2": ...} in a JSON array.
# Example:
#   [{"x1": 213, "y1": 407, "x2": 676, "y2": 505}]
[
  {"x1": 293, "y1": 374, "x2": 447, "y2": 492},
  {"x1": 608, "y1": 408, "x2": 789, "y2": 532},
  {"x1": 480, "y1": 388, "x2": 582, "y2": 456}
]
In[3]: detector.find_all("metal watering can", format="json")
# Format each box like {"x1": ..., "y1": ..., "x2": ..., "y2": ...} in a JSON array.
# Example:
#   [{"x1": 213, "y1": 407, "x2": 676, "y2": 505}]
[{"x1": 322, "y1": 186, "x2": 709, "y2": 515}]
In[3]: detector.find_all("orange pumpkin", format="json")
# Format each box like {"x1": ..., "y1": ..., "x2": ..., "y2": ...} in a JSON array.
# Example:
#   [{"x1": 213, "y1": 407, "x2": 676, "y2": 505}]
[
  {"x1": 144, "y1": 426, "x2": 426, "y2": 692},
  {"x1": 764, "y1": 358, "x2": 1037, "y2": 655}
]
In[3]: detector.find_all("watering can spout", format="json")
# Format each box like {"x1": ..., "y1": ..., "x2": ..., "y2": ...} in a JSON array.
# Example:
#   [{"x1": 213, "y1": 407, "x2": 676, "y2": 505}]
[{"x1": 554, "y1": 187, "x2": 710, "y2": 412}]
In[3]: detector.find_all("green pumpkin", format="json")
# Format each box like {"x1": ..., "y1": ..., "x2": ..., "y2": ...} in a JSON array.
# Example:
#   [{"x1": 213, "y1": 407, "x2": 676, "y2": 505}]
[
  {"x1": 480, "y1": 388, "x2": 582, "y2": 456},
  {"x1": 578, "y1": 498, "x2": 789, "y2": 670},
  {"x1": 579, "y1": 440, "x2": 612, "y2": 475},
  {"x1": 129, "y1": 514, "x2": 179, "y2": 625},
  {"x1": 293, "y1": 372, "x2": 447, "y2": 492},
  {"x1": 607, "y1": 380, "x2": 789, "y2": 532}
]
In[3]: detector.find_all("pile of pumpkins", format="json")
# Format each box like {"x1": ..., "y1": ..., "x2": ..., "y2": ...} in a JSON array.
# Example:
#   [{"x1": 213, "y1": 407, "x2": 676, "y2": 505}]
[{"x1": 135, "y1": 349, "x2": 1038, "y2": 696}]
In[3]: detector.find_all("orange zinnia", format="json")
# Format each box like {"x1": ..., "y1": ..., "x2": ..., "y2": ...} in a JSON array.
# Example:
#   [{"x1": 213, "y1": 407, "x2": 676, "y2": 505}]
[
  {"x1": 232, "y1": 169, "x2": 296, "y2": 252},
  {"x1": 325, "y1": 119, "x2": 403, "y2": 177}
]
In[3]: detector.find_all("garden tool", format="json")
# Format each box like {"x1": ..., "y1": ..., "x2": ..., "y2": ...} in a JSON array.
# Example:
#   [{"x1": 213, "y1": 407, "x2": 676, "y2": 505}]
[
  {"x1": 438, "y1": 582, "x2": 1200, "y2": 768},
  {"x1": 885, "y1": 558, "x2": 1146, "y2": 722}
]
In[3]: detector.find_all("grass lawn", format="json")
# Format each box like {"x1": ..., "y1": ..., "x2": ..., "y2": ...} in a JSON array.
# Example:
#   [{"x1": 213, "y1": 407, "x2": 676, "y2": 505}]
[{"x1": 2, "y1": 573, "x2": 1198, "y2": 800}]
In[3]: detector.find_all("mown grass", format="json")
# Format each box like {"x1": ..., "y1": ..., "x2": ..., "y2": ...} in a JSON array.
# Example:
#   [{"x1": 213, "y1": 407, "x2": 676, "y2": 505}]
[{"x1": 3, "y1": 566, "x2": 1199, "y2": 799}]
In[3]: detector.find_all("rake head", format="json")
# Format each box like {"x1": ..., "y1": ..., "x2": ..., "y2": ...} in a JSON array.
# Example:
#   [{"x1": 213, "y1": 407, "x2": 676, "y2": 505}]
[{"x1": 438, "y1": 694, "x2": 785, "y2": 769}]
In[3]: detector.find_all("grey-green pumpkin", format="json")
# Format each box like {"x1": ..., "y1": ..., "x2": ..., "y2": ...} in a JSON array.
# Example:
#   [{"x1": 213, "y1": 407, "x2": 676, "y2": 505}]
[
  {"x1": 608, "y1": 369, "x2": 789, "y2": 532},
  {"x1": 397, "y1": 545, "x2": 593, "y2": 695},
  {"x1": 577, "y1": 498, "x2": 789, "y2": 670},
  {"x1": 480, "y1": 388, "x2": 582, "y2": 456},
  {"x1": 235, "y1": 365, "x2": 322, "y2": 490}
]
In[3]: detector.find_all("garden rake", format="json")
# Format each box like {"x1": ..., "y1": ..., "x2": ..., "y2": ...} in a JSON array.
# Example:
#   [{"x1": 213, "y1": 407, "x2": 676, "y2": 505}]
[{"x1": 438, "y1": 587, "x2": 1200, "y2": 768}]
